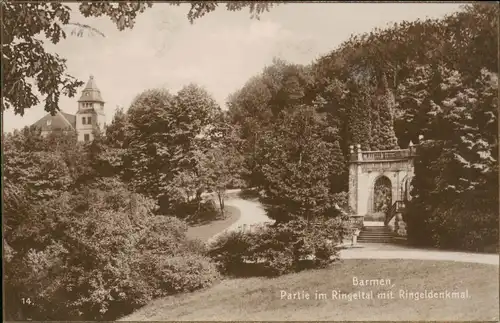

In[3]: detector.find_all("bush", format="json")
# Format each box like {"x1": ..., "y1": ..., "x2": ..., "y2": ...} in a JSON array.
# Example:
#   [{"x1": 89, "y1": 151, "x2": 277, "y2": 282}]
[
  {"x1": 4, "y1": 180, "x2": 220, "y2": 321},
  {"x1": 407, "y1": 193, "x2": 498, "y2": 252},
  {"x1": 208, "y1": 217, "x2": 348, "y2": 277},
  {"x1": 429, "y1": 199, "x2": 498, "y2": 252},
  {"x1": 207, "y1": 230, "x2": 254, "y2": 275},
  {"x1": 169, "y1": 199, "x2": 220, "y2": 225},
  {"x1": 140, "y1": 253, "x2": 220, "y2": 295}
]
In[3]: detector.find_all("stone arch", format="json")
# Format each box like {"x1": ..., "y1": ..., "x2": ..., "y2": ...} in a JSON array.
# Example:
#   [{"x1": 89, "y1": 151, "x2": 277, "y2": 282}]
[{"x1": 373, "y1": 175, "x2": 392, "y2": 214}]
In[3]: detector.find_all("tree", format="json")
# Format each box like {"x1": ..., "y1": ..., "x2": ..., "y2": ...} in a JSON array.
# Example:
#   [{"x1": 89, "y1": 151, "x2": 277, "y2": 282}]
[
  {"x1": 227, "y1": 59, "x2": 315, "y2": 187},
  {"x1": 123, "y1": 85, "x2": 222, "y2": 215},
  {"x1": 371, "y1": 74, "x2": 399, "y2": 150},
  {"x1": 203, "y1": 144, "x2": 244, "y2": 216},
  {"x1": 404, "y1": 65, "x2": 498, "y2": 251},
  {"x1": 2, "y1": 1, "x2": 277, "y2": 116},
  {"x1": 345, "y1": 79, "x2": 372, "y2": 150},
  {"x1": 104, "y1": 106, "x2": 128, "y2": 148},
  {"x1": 123, "y1": 88, "x2": 176, "y2": 200},
  {"x1": 256, "y1": 106, "x2": 346, "y2": 223}
]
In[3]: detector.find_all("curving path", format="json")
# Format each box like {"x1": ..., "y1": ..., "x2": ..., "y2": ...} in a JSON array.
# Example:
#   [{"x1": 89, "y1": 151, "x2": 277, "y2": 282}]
[
  {"x1": 340, "y1": 243, "x2": 498, "y2": 266},
  {"x1": 208, "y1": 193, "x2": 498, "y2": 266},
  {"x1": 207, "y1": 197, "x2": 274, "y2": 244}
]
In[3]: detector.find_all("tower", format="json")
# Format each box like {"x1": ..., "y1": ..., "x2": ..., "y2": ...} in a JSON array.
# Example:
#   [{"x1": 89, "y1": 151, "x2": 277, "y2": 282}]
[{"x1": 76, "y1": 75, "x2": 106, "y2": 142}]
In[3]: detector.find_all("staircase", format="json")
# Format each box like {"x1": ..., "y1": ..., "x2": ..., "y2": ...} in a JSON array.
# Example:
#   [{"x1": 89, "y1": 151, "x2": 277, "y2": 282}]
[{"x1": 358, "y1": 225, "x2": 394, "y2": 243}]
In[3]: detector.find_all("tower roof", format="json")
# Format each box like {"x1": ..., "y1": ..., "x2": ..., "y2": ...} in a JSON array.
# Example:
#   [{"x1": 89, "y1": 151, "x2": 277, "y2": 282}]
[{"x1": 78, "y1": 75, "x2": 104, "y2": 103}]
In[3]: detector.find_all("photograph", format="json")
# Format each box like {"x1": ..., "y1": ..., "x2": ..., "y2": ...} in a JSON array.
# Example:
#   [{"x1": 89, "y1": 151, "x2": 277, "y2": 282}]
[{"x1": 2, "y1": 1, "x2": 499, "y2": 321}]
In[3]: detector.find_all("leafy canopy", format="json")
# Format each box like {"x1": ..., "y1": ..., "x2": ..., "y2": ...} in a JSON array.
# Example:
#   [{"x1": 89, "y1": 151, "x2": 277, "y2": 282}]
[{"x1": 1, "y1": 1, "x2": 276, "y2": 116}]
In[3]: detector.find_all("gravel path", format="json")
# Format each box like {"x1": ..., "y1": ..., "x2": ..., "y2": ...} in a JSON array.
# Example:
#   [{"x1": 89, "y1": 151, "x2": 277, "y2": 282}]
[
  {"x1": 207, "y1": 197, "x2": 273, "y2": 244},
  {"x1": 340, "y1": 243, "x2": 498, "y2": 265}
]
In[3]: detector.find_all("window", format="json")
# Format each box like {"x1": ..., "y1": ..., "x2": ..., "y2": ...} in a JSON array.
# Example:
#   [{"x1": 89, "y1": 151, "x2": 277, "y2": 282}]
[
  {"x1": 46, "y1": 119, "x2": 52, "y2": 126},
  {"x1": 87, "y1": 116, "x2": 92, "y2": 124},
  {"x1": 82, "y1": 117, "x2": 86, "y2": 125},
  {"x1": 84, "y1": 134, "x2": 90, "y2": 142}
]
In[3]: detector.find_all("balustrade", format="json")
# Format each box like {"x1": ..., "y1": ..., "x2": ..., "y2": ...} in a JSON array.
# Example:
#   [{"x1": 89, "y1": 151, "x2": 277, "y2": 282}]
[
  {"x1": 385, "y1": 200, "x2": 406, "y2": 226},
  {"x1": 349, "y1": 146, "x2": 418, "y2": 162}
]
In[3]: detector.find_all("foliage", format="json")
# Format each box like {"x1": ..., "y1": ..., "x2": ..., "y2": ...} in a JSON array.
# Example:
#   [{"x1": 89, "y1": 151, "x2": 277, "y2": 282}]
[
  {"x1": 3, "y1": 128, "x2": 93, "y2": 203},
  {"x1": 227, "y1": 59, "x2": 315, "y2": 187},
  {"x1": 104, "y1": 106, "x2": 128, "y2": 148},
  {"x1": 3, "y1": 127, "x2": 220, "y2": 321},
  {"x1": 2, "y1": 1, "x2": 276, "y2": 116},
  {"x1": 404, "y1": 66, "x2": 498, "y2": 251},
  {"x1": 4, "y1": 149, "x2": 72, "y2": 202},
  {"x1": 208, "y1": 217, "x2": 349, "y2": 277},
  {"x1": 4, "y1": 178, "x2": 219, "y2": 321},
  {"x1": 371, "y1": 75, "x2": 399, "y2": 150},
  {"x1": 254, "y1": 105, "x2": 346, "y2": 223},
  {"x1": 200, "y1": 121, "x2": 245, "y2": 215},
  {"x1": 227, "y1": 3, "x2": 498, "y2": 251},
  {"x1": 141, "y1": 253, "x2": 220, "y2": 295},
  {"x1": 123, "y1": 85, "x2": 223, "y2": 218},
  {"x1": 343, "y1": 79, "x2": 372, "y2": 151}
]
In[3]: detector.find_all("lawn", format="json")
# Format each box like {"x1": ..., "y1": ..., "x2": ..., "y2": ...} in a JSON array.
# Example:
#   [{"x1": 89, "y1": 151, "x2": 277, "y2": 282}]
[
  {"x1": 120, "y1": 259, "x2": 499, "y2": 321},
  {"x1": 186, "y1": 205, "x2": 241, "y2": 241}
]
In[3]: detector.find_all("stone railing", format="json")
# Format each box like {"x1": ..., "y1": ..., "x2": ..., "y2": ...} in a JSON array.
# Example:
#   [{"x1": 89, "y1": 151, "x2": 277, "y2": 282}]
[
  {"x1": 348, "y1": 215, "x2": 364, "y2": 229},
  {"x1": 349, "y1": 140, "x2": 420, "y2": 162},
  {"x1": 362, "y1": 149, "x2": 411, "y2": 161}
]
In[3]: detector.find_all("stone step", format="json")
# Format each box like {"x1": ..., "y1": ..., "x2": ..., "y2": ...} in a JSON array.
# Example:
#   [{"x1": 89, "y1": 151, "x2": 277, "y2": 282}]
[
  {"x1": 361, "y1": 228, "x2": 392, "y2": 232},
  {"x1": 363, "y1": 221, "x2": 385, "y2": 227},
  {"x1": 358, "y1": 227, "x2": 394, "y2": 243},
  {"x1": 358, "y1": 224, "x2": 395, "y2": 243},
  {"x1": 358, "y1": 239, "x2": 394, "y2": 243},
  {"x1": 360, "y1": 234, "x2": 393, "y2": 238},
  {"x1": 359, "y1": 232, "x2": 392, "y2": 237}
]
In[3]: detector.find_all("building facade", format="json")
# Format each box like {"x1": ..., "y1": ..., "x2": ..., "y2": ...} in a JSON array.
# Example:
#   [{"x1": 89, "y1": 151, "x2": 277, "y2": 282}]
[{"x1": 32, "y1": 75, "x2": 106, "y2": 142}]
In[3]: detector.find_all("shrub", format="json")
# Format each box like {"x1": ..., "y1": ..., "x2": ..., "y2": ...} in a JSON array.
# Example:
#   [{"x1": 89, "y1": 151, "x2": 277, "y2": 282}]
[
  {"x1": 208, "y1": 217, "x2": 347, "y2": 277},
  {"x1": 407, "y1": 192, "x2": 498, "y2": 252},
  {"x1": 4, "y1": 180, "x2": 220, "y2": 321},
  {"x1": 169, "y1": 199, "x2": 220, "y2": 225},
  {"x1": 428, "y1": 198, "x2": 498, "y2": 252},
  {"x1": 207, "y1": 230, "x2": 254, "y2": 275},
  {"x1": 140, "y1": 253, "x2": 220, "y2": 296}
]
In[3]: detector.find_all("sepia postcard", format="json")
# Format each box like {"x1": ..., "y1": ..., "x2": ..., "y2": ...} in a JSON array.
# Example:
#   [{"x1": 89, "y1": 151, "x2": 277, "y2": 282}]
[{"x1": 2, "y1": 1, "x2": 499, "y2": 322}]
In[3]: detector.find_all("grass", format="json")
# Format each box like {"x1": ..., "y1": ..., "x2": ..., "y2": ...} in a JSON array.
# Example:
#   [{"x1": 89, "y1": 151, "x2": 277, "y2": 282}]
[
  {"x1": 186, "y1": 205, "x2": 241, "y2": 241},
  {"x1": 120, "y1": 259, "x2": 499, "y2": 321}
]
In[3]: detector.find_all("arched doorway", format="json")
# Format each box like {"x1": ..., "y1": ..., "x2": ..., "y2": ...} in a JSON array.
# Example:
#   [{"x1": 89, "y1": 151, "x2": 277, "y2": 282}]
[{"x1": 373, "y1": 176, "x2": 392, "y2": 214}]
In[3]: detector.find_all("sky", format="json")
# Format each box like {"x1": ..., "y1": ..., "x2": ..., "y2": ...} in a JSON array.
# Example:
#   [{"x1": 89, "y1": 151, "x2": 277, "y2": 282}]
[{"x1": 3, "y1": 2, "x2": 464, "y2": 133}]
